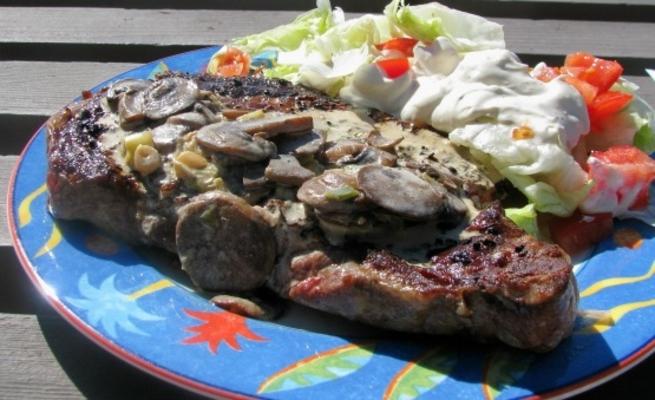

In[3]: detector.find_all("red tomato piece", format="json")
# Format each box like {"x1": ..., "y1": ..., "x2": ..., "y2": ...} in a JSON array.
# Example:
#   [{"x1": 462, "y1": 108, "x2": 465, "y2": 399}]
[
  {"x1": 208, "y1": 47, "x2": 251, "y2": 77},
  {"x1": 548, "y1": 212, "x2": 614, "y2": 256},
  {"x1": 376, "y1": 58, "x2": 410, "y2": 79},
  {"x1": 588, "y1": 91, "x2": 633, "y2": 125},
  {"x1": 375, "y1": 38, "x2": 419, "y2": 57},
  {"x1": 564, "y1": 52, "x2": 596, "y2": 69},
  {"x1": 564, "y1": 52, "x2": 624, "y2": 93},
  {"x1": 583, "y1": 145, "x2": 655, "y2": 214},
  {"x1": 564, "y1": 76, "x2": 598, "y2": 105}
]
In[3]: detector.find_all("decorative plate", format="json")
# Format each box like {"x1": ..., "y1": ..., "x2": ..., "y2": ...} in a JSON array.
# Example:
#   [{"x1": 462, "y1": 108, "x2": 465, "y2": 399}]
[{"x1": 8, "y1": 47, "x2": 655, "y2": 400}]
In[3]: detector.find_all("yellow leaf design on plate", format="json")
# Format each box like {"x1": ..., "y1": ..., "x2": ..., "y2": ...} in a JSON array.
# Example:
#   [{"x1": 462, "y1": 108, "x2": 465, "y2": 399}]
[
  {"x1": 35, "y1": 224, "x2": 62, "y2": 258},
  {"x1": 580, "y1": 262, "x2": 655, "y2": 298},
  {"x1": 18, "y1": 183, "x2": 47, "y2": 227},
  {"x1": 383, "y1": 346, "x2": 457, "y2": 400},
  {"x1": 258, "y1": 342, "x2": 375, "y2": 394}
]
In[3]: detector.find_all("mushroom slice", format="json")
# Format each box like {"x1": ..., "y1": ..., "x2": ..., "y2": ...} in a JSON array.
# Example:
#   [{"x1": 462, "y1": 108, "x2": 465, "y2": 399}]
[
  {"x1": 366, "y1": 130, "x2": 403, "y2": 152},
  {"x1": 322, "y1": 140, "x2": 367, "y2": 164},
  {"x1": 357, "y1": 165, "x2": 447, "y2": 220},
  {"x1": 239, "y1": 115, "x2": 314, "y2": 139},
  {"x1": 297, "y1": 170, "x2": 366, "y2": 214},
  {"x1": 176, "y1": 191, "x2": 276, "y2": 291},
  {"x1": 339, "y1": 146, "x2": 397, "y2": 167},
  {"x1": 107, "y1": 79, "x2": 151, "y2": 103},
  {"x1": 118, "y1": 91, "x2": 146, "y2": 128},
  {"x1": 265, "y1": 155, "x2": 316, "y2": 186},
  {"x1": 196, "y1": 122, "x2": 276, "y2": 162},
  {"x1": 152, "y1": 123, "x2": 189, "y2": 153},
  {"x1": 142, "y1": 77, "x2": 199, "y2": 120},
  {"x1": 277, "y1": 131, "x2": 324, "y2": 158},
  {"x1": 242, "y1": 163, "x2": 270, "y2": 191},
  {"x1": 167, "y1": 111, "x2": 209, "y2": 130}
]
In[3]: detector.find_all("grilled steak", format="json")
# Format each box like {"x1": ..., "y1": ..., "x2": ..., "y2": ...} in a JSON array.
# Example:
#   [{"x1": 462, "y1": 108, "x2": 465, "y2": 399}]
[{"x1": 46, "y1": 74, "x2": 578, "y2": 351}]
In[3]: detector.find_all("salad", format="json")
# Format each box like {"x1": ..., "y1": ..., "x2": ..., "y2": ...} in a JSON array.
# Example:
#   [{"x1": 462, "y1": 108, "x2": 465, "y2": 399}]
[{"x1": 206, "y1": 0, "x2": 655, "y2": 255}]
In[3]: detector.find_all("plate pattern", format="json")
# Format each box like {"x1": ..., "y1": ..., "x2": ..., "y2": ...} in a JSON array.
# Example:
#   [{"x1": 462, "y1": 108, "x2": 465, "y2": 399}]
[{"x1": 8, "y1": 46, "x2": 655, "y2": 399}]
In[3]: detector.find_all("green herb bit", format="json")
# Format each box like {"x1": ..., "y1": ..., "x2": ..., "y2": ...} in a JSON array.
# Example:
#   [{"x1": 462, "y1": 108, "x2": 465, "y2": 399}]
[{"x1": 325, "y1": 185, "x2": 360, "y2": 201}]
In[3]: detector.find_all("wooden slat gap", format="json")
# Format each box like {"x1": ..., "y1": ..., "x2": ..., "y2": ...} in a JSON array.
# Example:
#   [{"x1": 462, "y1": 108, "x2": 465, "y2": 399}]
[{"x1": 0, "y1": 0, "x2": 652, "y2": 22}]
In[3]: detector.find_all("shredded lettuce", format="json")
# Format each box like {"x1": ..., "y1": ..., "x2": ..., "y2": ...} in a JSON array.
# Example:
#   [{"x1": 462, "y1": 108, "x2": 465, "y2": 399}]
[
  {"x1": 634, "y1": 122, "x2": 655, "y2": 154},
  {"x1": 232, "y1": 0, "x2": 339, "y2": 54},
  {"x1": 383, "y1": 0, "x2": 504, "y2": 51},
  {"x1": 505, "y1": 204, "x2": 539, "y2": 237},
  {"x1": 222, "y1": 0, "x2": 505, "y2": 93},
  {"x1": 500, "y1": 167, "x2": 592, "y2": 217}
]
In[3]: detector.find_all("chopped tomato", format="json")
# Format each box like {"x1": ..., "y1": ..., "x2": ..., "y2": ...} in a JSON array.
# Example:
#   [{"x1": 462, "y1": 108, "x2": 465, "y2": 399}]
[
  {"x1": 564, "y1": 52, "x2": 596, "y2": 68},
  {"x1": 588, "y1": 91, "x2": 633, "y2": 125},
  {"x1": 564, "y1": 52, "x2": 624, "y2": 92},
  {"x1": 582, "y1": 145, "x2": 655, "y2": 215},
  {"x1": 207, "y1": 47, "x2": 251, "y2": 77},
  {"x1": 375, "y1": 38, "x2": 419, "y2": 57},
  {"x1": 376, "y1": 57, "x2": 410, "y2": 79},
  {"x1": 548, "y1": 212, "x2": 614, "y2": 256},
  {"x1": 563, "y1": 76, "x2": 598, "y2": 105}
]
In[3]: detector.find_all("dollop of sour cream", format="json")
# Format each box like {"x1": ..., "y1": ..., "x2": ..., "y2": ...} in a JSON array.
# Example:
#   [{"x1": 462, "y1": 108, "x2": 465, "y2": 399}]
[{"x1": 340, "y1": 37, "x2": 591, "y2": 215}]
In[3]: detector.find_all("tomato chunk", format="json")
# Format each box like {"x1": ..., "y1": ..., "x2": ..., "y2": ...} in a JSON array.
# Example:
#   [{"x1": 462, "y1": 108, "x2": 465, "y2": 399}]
[
  {"x1": 207, "y1": 47, "x2": 251, "y2": 77},
  {"x1": 564, "y1": 76, "x2": 598, "y2": 105},
  {"x1": 582, "y1": 145, "x2": 655, "y2": 215},
  {"x1": 548, "y1": 212, "x2": 614, "y2": 256},
  {"x1": 588, "y1": 91, "x2": 633, "y2": 125},
  {"x1": 565, "y1": 52, "x2": 623, "y2": 92},
  {"x1": 376, "y1": 58, "x2": 410, "y2": 79},
  {"x1": 375, "y1": 38, "x2": 419, "y2": 57}
]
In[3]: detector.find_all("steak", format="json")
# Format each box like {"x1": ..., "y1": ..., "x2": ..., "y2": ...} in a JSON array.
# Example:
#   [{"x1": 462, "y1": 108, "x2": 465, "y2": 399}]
[{"x1": 47, "y1": 73, "x2": 578, "y2": 351}]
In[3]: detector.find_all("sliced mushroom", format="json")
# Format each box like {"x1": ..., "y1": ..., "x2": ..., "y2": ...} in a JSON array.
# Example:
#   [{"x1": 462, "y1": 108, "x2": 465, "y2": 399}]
[
  {"x1": 152, "y1": 123, "x2": 189, "y2": 153},
  {"x1": 356, "y1": 165, "x2": 448, "y2": 220},
  {"x1": 239, "y1": 115, "x2": 314, "y2": 139},
  {"x1": 277, "y1": 131, "x2": 324, "y2": 158},
  {"x1": 322, "y1": 140, "x2": 367, "y2": 164},
  {"x1": 297, "y1": 170, "x2": 366, "y2": 214},
  {"x1": 366, "y1": 130, "x2": 403, "y2": 152},
  {"x1": 107, "y1": 79, "x2": 151, "y2": 103},
  {"x1": 176, "y1": 191, "x2": 276, "y2": 291},
  {"x1": 242, "y1": 163, "x2": 270, "y2": 191},
  {"x1": 196, "y1": 122, "x2": 277, "y2": 162},
  {"x1": 118, "y1": 91, "x2": 146, "y2": 128},
  {"x1": 265, "y1": 155, "x2": 316, "y2": 186},
  {"x1": 167, "y1": 111, "x2": 209, "y2": 130},
  {"x1": 142, "y1": 77, "x2": 199, "y2": 120},
  {"x1": 194, "y1": 101, "x2": 221, "y2": 123},
  {"x1": 343, "y1": 147, "x2": 397, "y2": 167}
]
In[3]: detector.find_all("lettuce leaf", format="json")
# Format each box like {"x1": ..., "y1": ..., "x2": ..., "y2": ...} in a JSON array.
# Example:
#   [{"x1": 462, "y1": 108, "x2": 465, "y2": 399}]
[
  {"x1": 383, "y1": 0, "x2": 505, "y2": 51},
  {"x1": 634, "y1": 122, "x2": 655, "y2": 154},
  {"x1": 232, "y1": 0, "x2": 339, "y2": 54},
  {"x1": 505, "y1": 204, "x2": 539, "y2": 237}
]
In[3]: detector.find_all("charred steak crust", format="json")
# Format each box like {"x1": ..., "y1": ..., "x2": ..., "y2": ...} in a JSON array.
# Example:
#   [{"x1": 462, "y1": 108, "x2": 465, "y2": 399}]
[
  {"x1": 46, "y1": 74, "x2": 577, "y2": 351},
  {"x1": 287, "y1": 204, "x2": 577, "y2": 351}
]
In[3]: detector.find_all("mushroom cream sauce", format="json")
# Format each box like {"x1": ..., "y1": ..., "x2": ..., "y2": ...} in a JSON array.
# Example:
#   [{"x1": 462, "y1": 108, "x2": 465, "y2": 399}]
[{"x1": 341, "y1": 37, "x2": 591, "y2": 216}]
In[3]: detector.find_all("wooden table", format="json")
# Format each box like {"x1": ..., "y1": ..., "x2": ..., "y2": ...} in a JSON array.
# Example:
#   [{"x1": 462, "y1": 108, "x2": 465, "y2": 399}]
[{"x1": 1, "y1": 1, "x2": 654, "y2": 398}]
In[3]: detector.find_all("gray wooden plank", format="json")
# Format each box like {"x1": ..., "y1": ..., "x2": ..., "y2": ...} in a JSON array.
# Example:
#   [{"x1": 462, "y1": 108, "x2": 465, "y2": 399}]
[
  {"x1": 0, "y1": 62, "x2": 139, "y2": 116},
  {"x1": 0, "y1": 313, "x2": 209, "y2": 399},
  {"x1": 0, "y1": 7, "x2": 653, "y2": 59},
  {"x1": 1, "y1": 156, "x2": 18, "y2": 247},
  {"x1": 0, "y1": 1, "x2": 651, "y2": 22}
]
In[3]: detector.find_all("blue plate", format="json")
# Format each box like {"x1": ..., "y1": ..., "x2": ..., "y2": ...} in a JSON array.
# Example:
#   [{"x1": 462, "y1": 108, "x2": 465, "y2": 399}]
[{"x1": 8, "y1": 47, "x2": 655, "y2": 399}]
